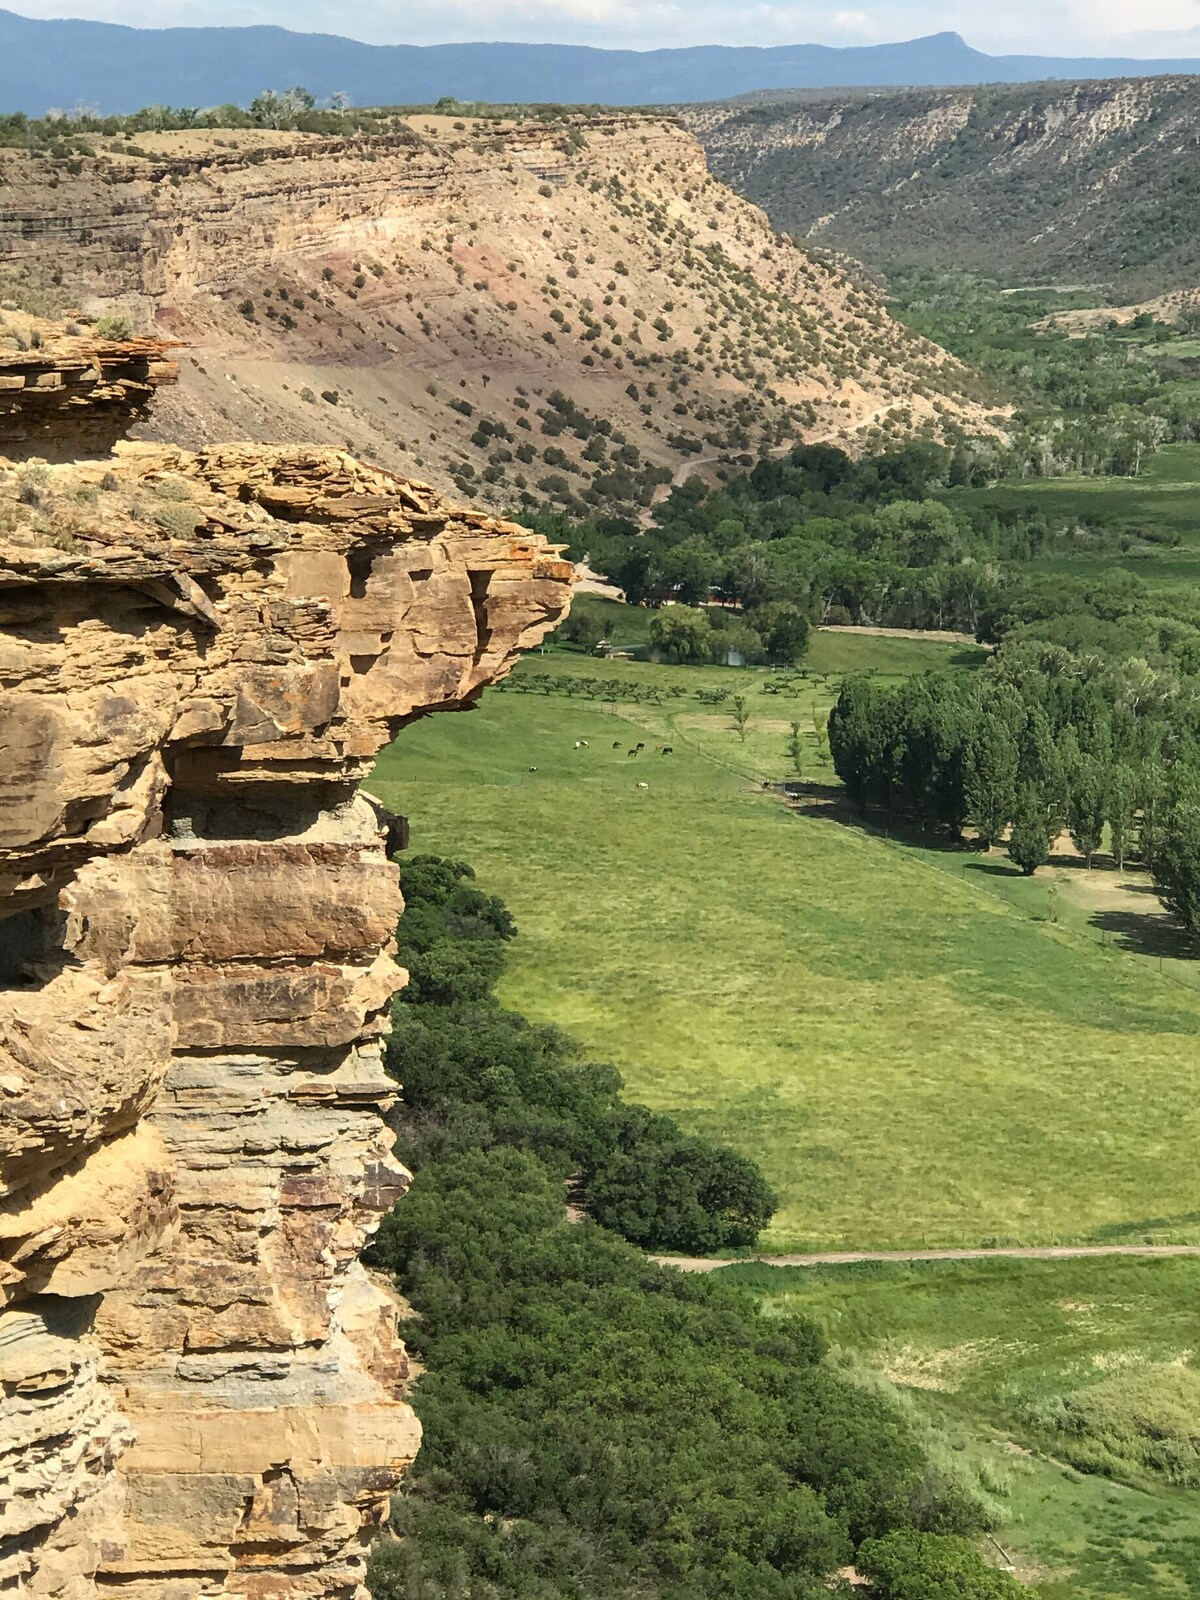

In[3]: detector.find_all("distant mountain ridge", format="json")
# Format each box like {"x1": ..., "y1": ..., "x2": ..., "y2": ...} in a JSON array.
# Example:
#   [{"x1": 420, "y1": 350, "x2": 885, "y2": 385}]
[{"x1": 2, "y1": 12, "x2": 1200, "y2": 115}]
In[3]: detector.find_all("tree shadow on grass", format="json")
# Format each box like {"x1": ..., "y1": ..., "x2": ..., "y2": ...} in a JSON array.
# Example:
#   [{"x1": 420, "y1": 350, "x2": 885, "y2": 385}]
[
  {"x1": 782, "y1": 787, "x2": 987, "y2": 854},
  {"x1": 1084, "y1": 1210, "x2": 1200, "y2": 1243},
  {"x1": 1089, "y1": 907, "x2": 1197, "y2": 961},
  {"x1": 963, "y1": 861, "x2": 1024, "y2": 879},
  {"x1": 780, "y1": 781, "x2": 858, "y2": 822}
]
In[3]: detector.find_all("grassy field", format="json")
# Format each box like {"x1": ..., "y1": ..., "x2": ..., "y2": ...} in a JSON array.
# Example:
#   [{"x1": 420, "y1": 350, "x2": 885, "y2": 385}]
[
  {"x1": 372, "y1": 630, "x2": 1200, "y2": 1252},
  {"x1": 720, "y1": 1256, "x2": 1200, "y2": 1597}
]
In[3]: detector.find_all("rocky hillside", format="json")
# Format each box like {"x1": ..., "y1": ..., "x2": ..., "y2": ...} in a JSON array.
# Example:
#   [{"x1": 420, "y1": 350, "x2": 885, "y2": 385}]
[
  {"x1": 0, "y1": 323, "x2": 572, "y2": 1600},
  {"x1": 687, "y1": 78, "x2": 1200, "y2": 301},
  {"x1": 0, "y1": 114, "x2": 989, "y2": 515}
]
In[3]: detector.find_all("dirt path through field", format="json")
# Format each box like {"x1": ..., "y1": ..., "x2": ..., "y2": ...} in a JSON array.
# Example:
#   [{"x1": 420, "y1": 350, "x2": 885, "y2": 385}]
[
  {"x1": 817, "y1": 623, "x2": 985, "y2": 647},
  {"x1": 653, "y1": 1244, "x2": 1200, "y2": 1272}
]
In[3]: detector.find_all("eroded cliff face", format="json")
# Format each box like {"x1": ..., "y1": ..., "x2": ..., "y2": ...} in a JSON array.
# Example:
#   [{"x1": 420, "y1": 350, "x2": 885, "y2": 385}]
[
  {"x1": 686, "y1": 77, "x2": 1200, "y2": 299},
  {"x1": 0, "y1": 333, "x2": 572, "y2": 1599},
  {"x1": 0, "y1": 114, "x2": 990, "y2": 510}
]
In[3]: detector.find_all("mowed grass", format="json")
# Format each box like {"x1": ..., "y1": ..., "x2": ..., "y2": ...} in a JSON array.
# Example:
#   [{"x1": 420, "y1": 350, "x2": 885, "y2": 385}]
[
  {"x1": 372, "y1": 637, "x2": 1200, "y2": 1251},
  {"x1": 722, "y1": 1257, "x2": 1200, "y2": 1597}
]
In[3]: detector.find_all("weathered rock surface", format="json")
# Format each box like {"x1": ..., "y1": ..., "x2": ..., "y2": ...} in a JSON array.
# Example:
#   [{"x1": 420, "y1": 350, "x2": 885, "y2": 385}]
[
  {"x1": 0, "y1": 322, "x2": 178, "y2": 461},
  {"x1": 0, "y1": 351, "x2": 573, "y2": 1598}
]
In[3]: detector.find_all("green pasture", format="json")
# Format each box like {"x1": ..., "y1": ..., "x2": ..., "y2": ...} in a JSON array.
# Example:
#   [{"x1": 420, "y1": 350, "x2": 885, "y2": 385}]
[
  {"x1": 722, "y1": 1256, "x2": 1200, "y2": 1597},
  {"x1": 947, "y1": 442, "x2": 1200, "y2": 594},
  {"x1": 372, "y1": 633, "x2": 1200, "y2": 1252}
]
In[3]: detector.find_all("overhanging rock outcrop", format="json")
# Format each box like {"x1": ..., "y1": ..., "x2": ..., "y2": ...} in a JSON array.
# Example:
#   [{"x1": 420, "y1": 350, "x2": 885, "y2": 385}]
[
  {"x1": 0, "y1": 321, "x2": 178, "y2": 461},
  {"x1": 0, "y1": 390, "x2": 572, "y2": 1597}
]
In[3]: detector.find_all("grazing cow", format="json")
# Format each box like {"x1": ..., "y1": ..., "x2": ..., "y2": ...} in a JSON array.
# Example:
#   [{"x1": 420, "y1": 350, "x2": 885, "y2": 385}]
[
  {"x1": 573, "y1": 740, "x2": 583, "y2": 749},
  {"x1": 612, "y1": 740, "x2": 623, "y2": 749},
  {"x1": 529, "y1": 766, "x2": 537, "y2": 773},
  {"x1": 661, "y1": 746, "x2": 673, "y2": 756},
  {"x1": 636, "y1": 781, "x2": 650, "y2": 790},
  {"x1": 636, "y1": 742, "x2": 645, "y2": 751},
  {"x1": 580, "y1": 739, "x2": 589, "y2": 748},
  {"x1": 627, "y1": 748, "x2": 638, "y2": 757}
]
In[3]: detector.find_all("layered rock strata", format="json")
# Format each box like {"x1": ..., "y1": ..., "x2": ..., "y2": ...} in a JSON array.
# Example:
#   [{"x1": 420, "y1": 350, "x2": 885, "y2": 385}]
[
  {"x1": 0, "y1": 390, "x2": 572, "y2": 1597},
  {"x1": 0, "y1": 323, "x2": 178, "y2": 461},
  {"x1": 0, "y1": 114, "x2": 990, "y2": 506}
]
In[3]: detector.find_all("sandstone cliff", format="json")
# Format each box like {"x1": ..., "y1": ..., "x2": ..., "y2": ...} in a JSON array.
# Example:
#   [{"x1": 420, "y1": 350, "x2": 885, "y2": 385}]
[
  {"x1": 0, "y1": 334, "x2": 572, "y2": 1598},
  {"x1": 0, "y1": 114, "x2": 989, "y2": 512}
]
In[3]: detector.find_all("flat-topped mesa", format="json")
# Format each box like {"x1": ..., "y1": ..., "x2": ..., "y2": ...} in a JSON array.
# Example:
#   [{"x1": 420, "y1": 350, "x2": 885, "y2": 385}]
[
  {"x1": 0, "y1": 315, "x2": 178, "y2": 460},
  {"x1": 0, "y1": 363, "x2": 573, "y2": 1596}
]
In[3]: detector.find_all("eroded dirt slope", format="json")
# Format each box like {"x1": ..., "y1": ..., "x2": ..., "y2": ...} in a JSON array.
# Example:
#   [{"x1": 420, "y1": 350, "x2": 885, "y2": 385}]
[{"x1": 0, "y1": 114, "x2": 990, "y2": 512}]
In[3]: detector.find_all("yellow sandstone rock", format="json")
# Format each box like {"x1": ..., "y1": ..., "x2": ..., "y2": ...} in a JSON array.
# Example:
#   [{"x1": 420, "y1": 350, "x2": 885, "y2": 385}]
[{"x1": 0, "y1": 334, "x2": 572, "y2": 1599}]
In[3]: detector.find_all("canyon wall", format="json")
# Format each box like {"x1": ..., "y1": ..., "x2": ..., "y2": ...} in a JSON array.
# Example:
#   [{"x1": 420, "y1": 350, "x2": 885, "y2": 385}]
[
  {"x1": 0, "y1": 114, "x2": 990, "y2": 513},
  {"x1": 686, "y1": 77, "x2": 1200, "y2": 299},
  {"x1": 0, "y1": 330, "x2": 573, "y2": 1599}
]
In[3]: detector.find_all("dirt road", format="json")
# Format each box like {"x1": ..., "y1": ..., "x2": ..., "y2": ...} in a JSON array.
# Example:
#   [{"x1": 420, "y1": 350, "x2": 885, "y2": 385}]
[{"x1": 652, "y1": 1244, "x2": 1200, "y2": 1272}]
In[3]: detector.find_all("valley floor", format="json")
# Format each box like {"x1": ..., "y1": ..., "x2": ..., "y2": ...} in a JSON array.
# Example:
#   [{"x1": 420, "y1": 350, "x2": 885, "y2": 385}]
[
  {"x1": 372, "y1": 631, "x2": 1200, "y2": 1255},
  {"x1": 717, "y1": 1255, "x2": 1200, "y2": 1599},
  {"x1": 372, "y1": 610, "x2": 1200, "y2": 1599}
]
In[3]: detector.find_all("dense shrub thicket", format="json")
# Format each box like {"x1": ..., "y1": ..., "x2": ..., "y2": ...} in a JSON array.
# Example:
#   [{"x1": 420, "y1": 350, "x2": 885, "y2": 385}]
[{"x1": 365, "y1": 855, "x2": 1018, "y2": 1599}]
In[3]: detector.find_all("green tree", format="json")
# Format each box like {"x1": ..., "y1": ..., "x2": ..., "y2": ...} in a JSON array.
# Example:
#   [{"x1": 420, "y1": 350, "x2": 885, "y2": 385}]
[
  {"x1": 1151, "y1": 802, "x2": 1200, "y2": 944},
  {"x1": 650, "y1": 605, "x2": 714, "y2": 664},
  {"x1": 1017, "y1": 705, "x2": 1066, "y2": 830},
  {"x1": 829, "y1": 675, "x2": 881, "y2": 812},
  {"x1": 858, "y1": 1530, "x2": 1023, "y2": 1599},
  {"x1": 1065, "y1": 752, "x2": 1108, "y2": 867},
  {"x1": 660, "y1": 538, "x2": 717, "y2": 606},
  {"x1": 1108, "y1": 762, "x2": 1138, "y2": 872},
  {"x1": 787, "y1": 720, "x2": 805, "y2": 780},
  {"x1": 754, "y1": 601, "x2": 811, "y2": 665},
  {"x1": 731, "y1": 694, "x2": 751, "y2": 742},
  {"x1": 1007, "y1": 786, "x2": 1053, "y2": 876},
  {"x1": 1139, "y1": 759, "x2": 1169, "y2": 867},
  {"x1": 964, "y1": 712, "x2": 1017, "y2": 848},
  {"x1": 584, "y1": 1117, "x2": 777, "y2": 1251}
]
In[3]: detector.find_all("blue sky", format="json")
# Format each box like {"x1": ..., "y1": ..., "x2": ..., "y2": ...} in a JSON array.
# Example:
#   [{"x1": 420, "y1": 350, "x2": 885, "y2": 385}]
[{"x1": 10, "y1": 0, "x2": 1200, "y2": 57}]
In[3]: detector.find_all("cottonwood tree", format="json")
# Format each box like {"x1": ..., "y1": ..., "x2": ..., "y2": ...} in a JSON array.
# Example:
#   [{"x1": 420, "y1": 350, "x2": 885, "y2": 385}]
[
  {"x1": 1151, "y1": 802, "x2": 1200, "y2": 944},
  {"x1": 964, "y1": 714, "x2": 1018, "y2": 848}
]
